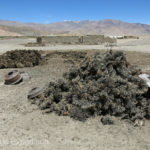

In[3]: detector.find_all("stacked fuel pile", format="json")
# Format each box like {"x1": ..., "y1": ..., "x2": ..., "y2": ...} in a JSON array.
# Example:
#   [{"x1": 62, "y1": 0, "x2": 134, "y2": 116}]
[
  {"x1": 29, "y1": 51, "x2": 150, "y2": 122},
  {"x1": 0, "y1": 50, "x2": 44, "y2": 68}
]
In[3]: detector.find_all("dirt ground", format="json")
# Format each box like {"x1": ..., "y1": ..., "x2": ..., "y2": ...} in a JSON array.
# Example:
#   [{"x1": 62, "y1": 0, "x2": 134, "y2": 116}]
[
  {"x1": 0, "y1": 37, "x2": 150, "y2": 150},
  {"x1": 0, "y1": 35, "x2": 150, "y2": 54}
]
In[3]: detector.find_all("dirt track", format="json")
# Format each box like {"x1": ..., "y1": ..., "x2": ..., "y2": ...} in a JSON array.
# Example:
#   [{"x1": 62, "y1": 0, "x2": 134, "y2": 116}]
[{"x1": 0, "y1": 37, "x2": 150, "y2": 150}]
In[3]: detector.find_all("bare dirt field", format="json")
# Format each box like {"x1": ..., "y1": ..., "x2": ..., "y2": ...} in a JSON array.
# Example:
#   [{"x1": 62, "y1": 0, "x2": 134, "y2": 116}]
[{"x1": 0, "y1": 37, "x2": 150, "y2": 150}]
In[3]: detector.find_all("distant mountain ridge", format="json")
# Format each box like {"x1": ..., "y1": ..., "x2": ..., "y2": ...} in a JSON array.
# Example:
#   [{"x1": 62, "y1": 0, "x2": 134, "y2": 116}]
[{"x1": 0, "y1": 19, "x2": 150, "y2": 36}]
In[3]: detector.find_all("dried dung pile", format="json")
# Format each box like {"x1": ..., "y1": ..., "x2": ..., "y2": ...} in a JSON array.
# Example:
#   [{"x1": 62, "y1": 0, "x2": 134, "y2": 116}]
[
  {"x1": 29, "y1": 51, "x2": 150, "y2": 122},
  {"x1": 0, "y1": 50, "x2": 45, "y2": 68}
]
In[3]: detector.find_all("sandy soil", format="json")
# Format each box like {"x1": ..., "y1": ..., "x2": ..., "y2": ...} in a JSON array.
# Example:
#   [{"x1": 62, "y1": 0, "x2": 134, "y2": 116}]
[{"x1": 0, "y1": 37, "x2": 150, "y2": 150}]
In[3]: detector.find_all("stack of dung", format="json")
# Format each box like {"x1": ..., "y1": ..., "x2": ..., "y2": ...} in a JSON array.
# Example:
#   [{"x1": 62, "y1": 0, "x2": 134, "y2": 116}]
[
  {"x1": 0, "y1": 50, "x2": 44, "y2": 68},
  {"x1": 29, "y1": 51, "x2": 150, "y2": 122}
]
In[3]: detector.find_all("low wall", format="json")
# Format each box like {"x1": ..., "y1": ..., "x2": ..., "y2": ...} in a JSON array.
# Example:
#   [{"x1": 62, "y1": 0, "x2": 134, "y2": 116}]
[
  {"x1": 123, "y1": 35, "x2": 139, "y2": 39},
  {"x1": 39, "y1": 35, "x2": 116, "y2": 45}
]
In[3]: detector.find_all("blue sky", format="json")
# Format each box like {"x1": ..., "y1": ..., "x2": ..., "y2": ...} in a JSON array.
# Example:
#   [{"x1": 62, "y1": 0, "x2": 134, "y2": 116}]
[{"x1": 0, "y1": 0, "x2": 150, "y2": 24}]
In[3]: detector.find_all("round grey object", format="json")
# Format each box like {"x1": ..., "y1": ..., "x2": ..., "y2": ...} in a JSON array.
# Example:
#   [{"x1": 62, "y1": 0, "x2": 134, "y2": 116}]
[{"x1": 28, "y1": 87, "x2": 43, "y2": 99}]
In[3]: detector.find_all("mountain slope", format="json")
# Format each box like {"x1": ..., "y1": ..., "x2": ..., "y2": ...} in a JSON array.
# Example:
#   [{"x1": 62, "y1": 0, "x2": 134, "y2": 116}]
[
  {"x1": 0, "y1": 26, "x2": 21, "y2": 36},
  {"x1": 42, "y1": 20, "x2": 150, "y2": 35},
  {"x1": 0, "y1": 24, "x2": 47, "y2": 36},
  {"x1": 0, "y1": 19, "x2": 150, "y2": 36}
]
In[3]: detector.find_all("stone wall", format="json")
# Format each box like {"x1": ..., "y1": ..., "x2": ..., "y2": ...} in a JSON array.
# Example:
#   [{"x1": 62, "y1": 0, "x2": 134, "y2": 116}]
[{"x1": 39, "y1": 35, "x2": 116, "y2": 45}]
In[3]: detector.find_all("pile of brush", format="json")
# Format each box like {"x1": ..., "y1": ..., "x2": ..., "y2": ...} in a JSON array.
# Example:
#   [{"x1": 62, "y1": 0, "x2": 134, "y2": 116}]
[
  {"x1": 0, "y1": 50, "x2": 45, "y2": 68},
  {"x1": 29, "y1": 51, "x2": 150, "y2": 122}
]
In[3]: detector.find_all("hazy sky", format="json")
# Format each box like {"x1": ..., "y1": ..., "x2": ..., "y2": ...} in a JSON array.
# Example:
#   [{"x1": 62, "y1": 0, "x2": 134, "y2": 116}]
[{"x1": 0, "y1": 0, "x2": 150, "y2": 24}]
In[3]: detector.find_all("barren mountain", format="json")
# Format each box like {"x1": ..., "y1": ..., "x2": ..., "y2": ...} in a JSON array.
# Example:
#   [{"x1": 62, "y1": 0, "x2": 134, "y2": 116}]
[
  {"x1": 0, "y1": 26, "x2": 21, "y2": 36},
  {"x1": 0, "y1": 19, "x2": 150, "y2": 36},
  {"x1": 0, "y1": 24, "x2": 47, "y2": 36}
]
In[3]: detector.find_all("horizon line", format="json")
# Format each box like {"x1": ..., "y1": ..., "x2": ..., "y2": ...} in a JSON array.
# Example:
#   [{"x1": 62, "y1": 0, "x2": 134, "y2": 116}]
[{"x1": 0, "y1": 18, "x2": 149, "y2": 25}]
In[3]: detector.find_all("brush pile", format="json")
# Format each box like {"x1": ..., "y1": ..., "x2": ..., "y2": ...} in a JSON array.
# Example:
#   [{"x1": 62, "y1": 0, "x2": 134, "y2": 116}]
[
  {"x1": 0, "y1": 50, "x2": 44, "y2": 68},
  {"x1": 29, "y1": 51, "x2": 150, "y2": 122}
]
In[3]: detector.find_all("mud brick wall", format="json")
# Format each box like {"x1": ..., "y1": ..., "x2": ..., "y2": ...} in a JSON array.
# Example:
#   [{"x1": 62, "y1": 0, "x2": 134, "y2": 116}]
[
  {"x1": 83, "y1": 35, "x2": 116, "y2": 44},
  {"x1": 41, "y1": 35, "x2": 116, "y2": 45},
  {"x1": 123, "y1": 35, "x2": 139, "y2": 39},
  {"x1": 41, "y1": 36, "x2": 79, "y2": 44}
]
